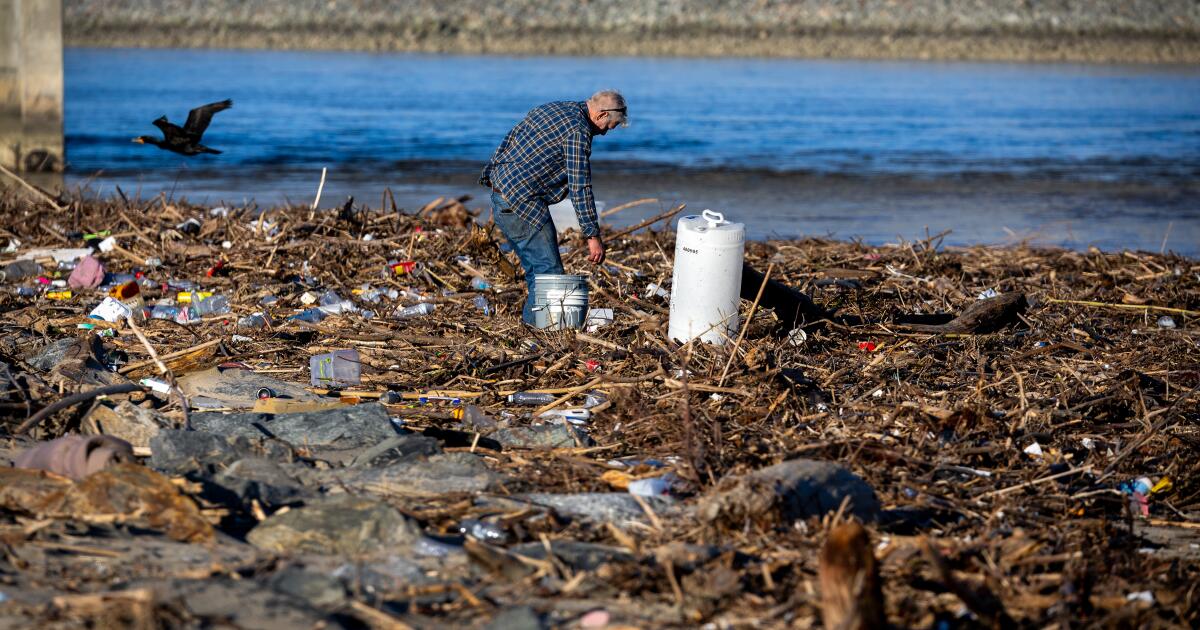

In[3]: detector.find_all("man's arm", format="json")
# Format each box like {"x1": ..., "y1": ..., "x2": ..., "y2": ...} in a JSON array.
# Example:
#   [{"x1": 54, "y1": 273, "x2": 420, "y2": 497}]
[
  {"x1": 480, "y1": 125, "x2": 518, "y2": 188},
  {"x1": 563, "y1": 130, "x2": 599, "y2": 238}
]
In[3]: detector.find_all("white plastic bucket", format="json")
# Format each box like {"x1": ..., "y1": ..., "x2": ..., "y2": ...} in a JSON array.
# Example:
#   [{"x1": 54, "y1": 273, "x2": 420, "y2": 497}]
[
  {"x1": 533, "y1": 274, "x2": 589, "y2": 330},
  {"x1": 668, "y1": 210, "x2": 745, "y2": 345}
]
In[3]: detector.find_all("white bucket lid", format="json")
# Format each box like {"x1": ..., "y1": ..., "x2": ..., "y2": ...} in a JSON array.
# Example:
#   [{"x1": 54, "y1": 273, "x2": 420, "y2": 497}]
[{"x1": 677, "y1": 210, "x2": 744, "y2": 244}]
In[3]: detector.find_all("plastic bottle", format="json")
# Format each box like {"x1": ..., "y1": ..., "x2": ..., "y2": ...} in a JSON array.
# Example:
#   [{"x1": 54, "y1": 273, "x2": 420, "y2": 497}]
[
  {"x1": 192, "y1": 294, "x2": 230, "y2": 316},
  {"x1": 395, "y1": 303, "x2": 435, "y2": 319},
  {"x1": 458, "y1": 519, "x2": 509, "y2": 544},
  {"x1": 508, "y1": 392, "x2": 557, "y2": 406},
  {"x1": 628, "y1": 474, "x2": 674, "y2": 497},
  {"x1": 473, "y1": 295, "x2": 491, "y2": 316},
  {"x1": 174, "y1": 306, "x2": 200, "y2": 324},
  {"x1": 0, "y1": 259, "x2": 41, "y2": 283},
  {"x1": 583, "y1": 391, "x2": 609, "y2": 408},
  {"x1": 237, "y1": 313, "x2": 269, "y2": 329},
  {"x1": 317, "y1": 290, "x2": 357, "y2": 315},
  {"x1": 289, "y1": 308, "x2": 327, "y2": 323},
  {"x1": 149, "y1": 304, "x2": 181, "y2": 320}
]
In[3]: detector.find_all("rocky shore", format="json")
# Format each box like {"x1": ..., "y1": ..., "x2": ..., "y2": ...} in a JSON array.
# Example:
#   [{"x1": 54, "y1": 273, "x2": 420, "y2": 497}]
[{"x1": 65, "y1": 0, "x2": 1200, "y2": 63}]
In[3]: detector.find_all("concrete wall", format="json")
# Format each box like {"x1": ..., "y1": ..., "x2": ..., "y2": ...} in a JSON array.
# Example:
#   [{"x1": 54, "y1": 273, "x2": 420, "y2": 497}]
[{"x1": 0, "y1": 0, "x2": 63, "y2": 173}]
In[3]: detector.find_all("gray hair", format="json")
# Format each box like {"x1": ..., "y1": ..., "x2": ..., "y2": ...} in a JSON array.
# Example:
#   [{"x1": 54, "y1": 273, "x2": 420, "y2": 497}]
[{"x1": 588, "y1": 89, "x2": 627, "y2": 127}]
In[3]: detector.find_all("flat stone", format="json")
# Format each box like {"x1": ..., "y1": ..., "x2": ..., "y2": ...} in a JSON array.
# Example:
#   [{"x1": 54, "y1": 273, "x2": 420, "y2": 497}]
[
  {"x1": 697, "y1": 458, "x2": 880, "y2": 524},
  {"x1": 491, "y1": 423, "x2": 593, "y2": 449},
  {"x1": 25, "y1": 338, "x2": 77, "y2": 371},
  {"x1": 246, "y1": 496, "x2": 423, "y2": 556},
  {"x1": 149, "y1": 429, "x2": 295, "y2": 475},
  {"x1": 190, "y1": 403, "x2": 397, "y2": 450},
  {"x1": 138, "y1": 577, "x2": 343, "y2": 628},
  {"x1": 212, "y1": 457, "x2": 312, "y2": 508},
  {"x1": 485, "y1": 605, "x2": 546, "y2": 630},
  {"x1": 91, "y1": 401, "x2": 170, "y2": 448},
  {"x1": 345, "y1": 434, "x2": 442, "y2": 468},
  {"x1": 268, "y1": 565, "x2": 348, "y2": 610},
  {"x1": 176, "y1": 367, "x2": 324, "y2": 410},
  {"x1": 326, "y1": 452, "x2": 501, "y2": 497}
]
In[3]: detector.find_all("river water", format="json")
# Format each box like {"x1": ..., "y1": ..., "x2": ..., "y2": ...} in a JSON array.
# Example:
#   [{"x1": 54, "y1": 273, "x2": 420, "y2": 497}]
[{"x1": 63, "y1": 48, "x2": 1200, "y2": 255}]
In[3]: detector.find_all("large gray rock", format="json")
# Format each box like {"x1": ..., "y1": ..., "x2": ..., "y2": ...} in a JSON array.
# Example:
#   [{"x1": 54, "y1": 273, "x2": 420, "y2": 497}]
[
  {"x1": 301, "y1": 432, "x2": 443, "y2": 468},
  {"x1": 149, "y1": 429, "x2": 295, "y2": 474},
  {"x1": 491, "y1": 423, "x2": 593, "y2": 449},
  {"x1": 697, "y1": 458, "x2": 880, "y2": 524},
  {"x1": 190, "y1": 403, "x2": 397, "y2": 449},
  {"x1": 25, "y1": 338, "x2": 78, "y2": 371},
  {"x1": 138, "y1": 577, "x2": 343, "y2": 629},
  {"x1": 246, "y1": 496, "x2": 423, "y2": 555},
  {"x1": 212, "y1": 457, "x2": 313, "y2": 508},
  {"x1": 327, "y1": 452, "x2": 501, "y2": 497}
]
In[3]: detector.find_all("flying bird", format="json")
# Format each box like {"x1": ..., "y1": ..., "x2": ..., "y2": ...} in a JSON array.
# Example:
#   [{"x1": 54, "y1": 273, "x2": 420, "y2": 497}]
[{"x1": 132, "y1": 99, "x2": 232, "y2": 155}]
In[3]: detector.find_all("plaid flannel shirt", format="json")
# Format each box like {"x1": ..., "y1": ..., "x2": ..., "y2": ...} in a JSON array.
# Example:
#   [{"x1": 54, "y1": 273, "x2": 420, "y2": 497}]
[{"x1": 480, "y1": 101, "x2": 600, "y2": 238}]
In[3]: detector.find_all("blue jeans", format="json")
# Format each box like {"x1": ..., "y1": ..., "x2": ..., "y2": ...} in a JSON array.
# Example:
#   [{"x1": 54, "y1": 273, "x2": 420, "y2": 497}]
[{"x1": 491, "y1": 191, "x2": 563, "y2": 325}]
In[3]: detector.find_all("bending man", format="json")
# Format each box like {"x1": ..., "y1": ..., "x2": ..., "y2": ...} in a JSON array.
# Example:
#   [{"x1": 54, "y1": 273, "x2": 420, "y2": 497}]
[{"x1": 480, "y1": 89, "x2": 627, "y2": 325}]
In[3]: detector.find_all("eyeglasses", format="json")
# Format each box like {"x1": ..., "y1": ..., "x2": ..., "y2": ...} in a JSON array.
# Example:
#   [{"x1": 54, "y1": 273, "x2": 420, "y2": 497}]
[{"x1": 600, "y1": 107, "x2": 628, "y2": 127}]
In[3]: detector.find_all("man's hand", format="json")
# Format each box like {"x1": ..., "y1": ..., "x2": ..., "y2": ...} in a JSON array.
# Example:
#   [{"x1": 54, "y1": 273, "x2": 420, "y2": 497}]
[{"x1": 586, "y1": 236, "x2": 606, "y2": 264}]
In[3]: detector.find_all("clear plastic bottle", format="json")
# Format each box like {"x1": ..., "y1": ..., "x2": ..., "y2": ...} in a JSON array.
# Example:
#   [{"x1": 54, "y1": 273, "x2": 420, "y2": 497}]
[
  {"x1": 473, "y1": 294, "x2": 491, "y2": 316},
  {"x1": 174, "y1": 305, "x2": 199, "y2": 324},
  {"x1": 192, "y1": 294, "x2": 230, "y2": 316},
  {"x1": 237, "y1": 312, "x2": 269, "y2": 329},
  {"x1": 458, "y1": 518, "x2": 509, "y2": 544},
  {"x1": 289, "y1": 307, "x2": 327, "y2": 323},
  {"x1": 507, "y1": 392, "x2": 557, "y2": 406},
  {"x1": 395, "y1": 303, "x2": 435, "y2": 319},
  {"x1": 149, "y1": 304, "x2": 181, "y2": 320}
]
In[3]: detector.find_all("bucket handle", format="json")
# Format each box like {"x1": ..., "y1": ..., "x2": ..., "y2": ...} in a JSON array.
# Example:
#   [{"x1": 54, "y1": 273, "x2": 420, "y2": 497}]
[{"x1": 701, "y1": 209, "x2": 727, "y2": 228}]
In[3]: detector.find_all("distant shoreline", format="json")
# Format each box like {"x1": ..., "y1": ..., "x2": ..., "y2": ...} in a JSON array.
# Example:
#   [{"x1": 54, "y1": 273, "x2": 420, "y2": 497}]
[
  {"x1": 64, "y1": 29, "x2": 1199, "y2": 65},
  {"x1": 63, "y1": 0, "x2": 1200, "y2": 64}
]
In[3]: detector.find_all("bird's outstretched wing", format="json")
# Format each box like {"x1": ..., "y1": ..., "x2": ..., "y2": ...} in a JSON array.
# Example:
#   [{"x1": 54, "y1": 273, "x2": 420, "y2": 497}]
[
  {"x1": 183, "y1": 99, "x2": 233, "y2": 140},
  {"x1": 153, "y1": 116, "x2": 185, "y2": 140}
]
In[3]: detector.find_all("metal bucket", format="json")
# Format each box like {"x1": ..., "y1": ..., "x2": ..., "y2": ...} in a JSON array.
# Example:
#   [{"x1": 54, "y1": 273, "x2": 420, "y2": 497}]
[{"x1": 532, "y1": 274, "x2": 589, "y2": 330}]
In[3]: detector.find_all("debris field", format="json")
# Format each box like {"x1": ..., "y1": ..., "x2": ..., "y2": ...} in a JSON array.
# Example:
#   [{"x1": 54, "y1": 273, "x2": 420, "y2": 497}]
[{"x1": 0, "y1": 191, "x2": 1197, "y2": 628}]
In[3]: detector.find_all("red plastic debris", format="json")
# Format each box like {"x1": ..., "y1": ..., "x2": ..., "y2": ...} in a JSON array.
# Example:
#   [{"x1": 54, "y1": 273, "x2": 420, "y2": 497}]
[
  {"x1": 858, "y1": 341, "x2": 877, "y2": 352},
  {"x1": 585, "y1": 359, "x2": 601, "y2": 372},
  {"x1": 391, "y1": 261, "x2": 417, "y2": 275}
]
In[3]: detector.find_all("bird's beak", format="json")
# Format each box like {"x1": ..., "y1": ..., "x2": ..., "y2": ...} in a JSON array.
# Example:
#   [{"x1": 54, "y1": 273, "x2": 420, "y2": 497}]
[{"x1": 131, "y1": 137, "x2": 144, "y2": 144}]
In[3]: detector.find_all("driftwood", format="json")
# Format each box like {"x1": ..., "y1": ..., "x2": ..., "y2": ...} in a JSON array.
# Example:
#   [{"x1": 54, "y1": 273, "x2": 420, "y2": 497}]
[
  {"x1": 740, "y1": 262, "x2": 831, "y2": 331},
  {"x1": 898, "y1": 292, "x2": 1028, "y2": 334}
]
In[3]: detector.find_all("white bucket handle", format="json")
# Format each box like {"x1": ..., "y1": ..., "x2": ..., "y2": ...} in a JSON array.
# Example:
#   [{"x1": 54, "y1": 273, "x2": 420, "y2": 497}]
[{"x1": 701, "y1": 209, "x2": 727, "y2": 228}]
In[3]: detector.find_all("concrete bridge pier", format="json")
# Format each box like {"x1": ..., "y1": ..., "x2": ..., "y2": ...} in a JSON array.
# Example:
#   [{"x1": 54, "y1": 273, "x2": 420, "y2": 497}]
[{"x1": 0, "y1": 0, "x2": 63, "y2": 174}]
